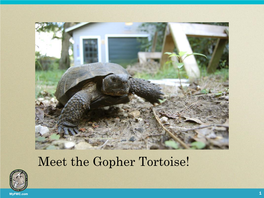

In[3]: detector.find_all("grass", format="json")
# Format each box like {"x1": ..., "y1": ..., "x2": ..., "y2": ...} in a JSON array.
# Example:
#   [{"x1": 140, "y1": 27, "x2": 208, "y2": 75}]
[
  {"x1": 135, "y1": 63, "x2": 188, "y2": 79},
  {"x1": 35, "y1": 69, "x2": 66, "y2": 98},
  {"x1": 135, "y1": 63, "x2": 229, "y2": 81}
]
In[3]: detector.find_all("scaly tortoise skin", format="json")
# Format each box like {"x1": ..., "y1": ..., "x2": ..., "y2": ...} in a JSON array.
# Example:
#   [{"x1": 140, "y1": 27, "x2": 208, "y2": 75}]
[{"x1": 55, "y1": 62, "x2": 164, "y2": 136}]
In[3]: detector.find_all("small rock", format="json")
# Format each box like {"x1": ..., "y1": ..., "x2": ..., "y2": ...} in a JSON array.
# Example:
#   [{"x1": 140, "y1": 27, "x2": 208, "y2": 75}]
[
  {"x1": 50, "y1": 97, "x2": 57, "y2": 103},
  {"x1": 35, "y1": 125, "x2": 42, "y2": 133},
  {"x1": 39, "y1": 126, "x2": 49, "y2": 135},
  {"x1": 123, "y1": 113, "x2": 128, "y2": 117},
  {"x1": 135, "y1": 128, "x2": 144, "y2": 133},
  {"x1": 114, "y1": 117, "x2": 120, "y2": 123},
  {"x1": 103, "y1": 106, "x2": 110, "y2": 110},
  {"x1": 129, "y1": 136, "x2": 136, "y2": 142},
  {"x1": 150, "y1": 144, "x2": 160, "y2": 150},
  {"x1": 122, "y1": 104, "x2": 131, "y2": 110},
  {"x1": 137, "y1": 98, "x2": 145, "y2": 103},
  {"x1": 64, "y1": 141, "x2": 75, "y2": 149},
  {"x1": 66, "y1": 136, "x2": 76, "y2": 141},
  {"x1": 38, "y1": 98, "x2": 44, "y2": 102},
  {"x1": 135, "y1": 118, "x2": 143, "y2": 122},
  {"x1": 52, "y1": 140, "x2": 67, "y2": 149},
  {"x1": 75, "y1": 142, "x2": 93, "y2": 150},
  {"x1": 42, "y1": 100, "x2": 50, "y2": 106},
  {"x1": 129, "y1": 110, "x2": 141, "y2": 118},
  {"x1": 160, "y1": 116, "x2": 168, "y2": 123}
]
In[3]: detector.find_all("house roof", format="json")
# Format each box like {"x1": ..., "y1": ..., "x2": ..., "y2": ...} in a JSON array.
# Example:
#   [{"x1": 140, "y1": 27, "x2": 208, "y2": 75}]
[{"x1": 65, "y1": 22, "x2": 91, "y2": 36}]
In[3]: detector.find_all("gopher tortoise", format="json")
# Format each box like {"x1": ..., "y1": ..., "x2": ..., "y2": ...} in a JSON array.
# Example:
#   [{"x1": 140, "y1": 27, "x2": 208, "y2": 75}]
[{"x1": 55, "y1": 62, "x2": 163, "y2": 136}]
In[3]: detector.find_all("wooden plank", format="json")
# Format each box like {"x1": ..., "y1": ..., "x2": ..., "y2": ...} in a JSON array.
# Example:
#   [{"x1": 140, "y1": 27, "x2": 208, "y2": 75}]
[
  {"x1": 169, "y1": 23, "x2": 200, "y2": 81},
  {"x1": 225, "y1": 28, "x2": 229, "y2": 37},
  {"x1": 138, "y1": 52, "x2": 162, "y2": 63},
  {"x1": 152, "y1": 31, "x2": 158, "y2": 52},
  {"x1": 171, "y1": 22, "x2": 229, "y2": 39},
  {"x1": 160, "y1": 27, "x2": 175, "y2": 66},
  {"x1": 207, "y1": 38, "x2": 227, "y2": 73}
]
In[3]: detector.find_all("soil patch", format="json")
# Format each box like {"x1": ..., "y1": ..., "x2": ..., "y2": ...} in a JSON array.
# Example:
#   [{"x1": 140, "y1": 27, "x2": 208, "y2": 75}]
[{"x1": 35, "y1": 76, "x2": 229, "y2": 150}]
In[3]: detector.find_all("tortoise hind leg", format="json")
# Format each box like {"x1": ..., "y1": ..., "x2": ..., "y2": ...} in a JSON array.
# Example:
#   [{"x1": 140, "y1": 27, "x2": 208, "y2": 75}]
[
  {"x1": 129, "y1": 78, "x2": 164, "y2": 104},
  {"x1": 57, "y1": 89, "x2": 91, "y2": 136}
]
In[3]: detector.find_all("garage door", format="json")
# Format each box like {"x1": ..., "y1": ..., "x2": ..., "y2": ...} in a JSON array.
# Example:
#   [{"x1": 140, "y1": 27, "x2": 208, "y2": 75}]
[{"x1": 108, "y1": 37, "x2": 145, "y2": 66}]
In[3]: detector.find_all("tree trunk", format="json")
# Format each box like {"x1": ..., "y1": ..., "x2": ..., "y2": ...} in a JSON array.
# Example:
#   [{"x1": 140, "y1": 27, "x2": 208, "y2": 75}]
[{"x1": 59, "y1": 22, "x2": 72, "y2": 70}]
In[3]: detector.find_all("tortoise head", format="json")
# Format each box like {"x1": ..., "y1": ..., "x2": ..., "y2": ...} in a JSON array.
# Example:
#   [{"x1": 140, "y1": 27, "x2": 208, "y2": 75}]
[{"x1": 101, "y1": 74, "x2": 130, "y2": 96}]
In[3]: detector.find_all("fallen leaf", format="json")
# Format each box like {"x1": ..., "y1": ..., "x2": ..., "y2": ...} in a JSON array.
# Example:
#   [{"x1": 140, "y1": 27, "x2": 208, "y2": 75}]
[
  {"x1": 50, "y1": 134, "x2": 60, "y2": 140},
  {"x1": 79, "y1": 128, "x2": 86, "y2": 132},
  {"x1": 159, "y1": 112, "x2": 178, "y2": 119},
  {"x1": 36, "y1": 137, "x2": 46, "y2": 142},
  {"x1": 46, "y1": 145, "x2": 58, "y2": 150},
  {"x1": 184, "y1": 117, "x2": 204, "y2": 125}
]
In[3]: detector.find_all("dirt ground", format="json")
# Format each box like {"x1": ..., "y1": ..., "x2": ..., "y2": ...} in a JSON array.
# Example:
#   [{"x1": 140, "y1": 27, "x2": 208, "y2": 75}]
[{"x1": 35, "y1": 74, "x2": 229, "y2": 150}]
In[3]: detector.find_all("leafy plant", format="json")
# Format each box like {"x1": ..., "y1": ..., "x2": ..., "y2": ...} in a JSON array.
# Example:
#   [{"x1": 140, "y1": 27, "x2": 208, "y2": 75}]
[{"x1": 164, "y1": 51, "x2": 207, "y2": 87}]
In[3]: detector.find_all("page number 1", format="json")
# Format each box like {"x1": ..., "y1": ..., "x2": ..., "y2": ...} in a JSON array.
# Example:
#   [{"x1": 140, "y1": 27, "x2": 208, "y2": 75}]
[{"x1": 260, "y1": 191, "x2": 262, "y2": 195}]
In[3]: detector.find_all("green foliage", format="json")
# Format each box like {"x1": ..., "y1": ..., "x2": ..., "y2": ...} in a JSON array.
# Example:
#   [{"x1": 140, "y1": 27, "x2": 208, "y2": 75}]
[
  {"x1": 200, "y1": 89, "x2": 209, "y2": 94},
  {"x1": 35, "y1": 22, "x2": 63, "y2": 39},
  {"x1": 35, "y1": 22, "x2": 62, "y2": 71},
  {"x1": 165, "y1": 51, "x2": 207, "y2": 68},
  {"x1": 35, "y1": 137, "x2": 46, "y2": 142},
  {"x1": 35, "y1": 51, "x2": 43, "y2": 70},
  {"x1": 191, "y1": 141, "x2": 206, "y2": 149},
  {"x1": 134, "y1": 64, "x2": 228, "y2": 82},
  {"x1": 137, "y1": 22, "x2": 167, "y2": 52},
  {"x1": 164, "y1": 51, "x2": 207, "y2": 87},
  {"x1": 50, "y1": 134, "x2": 60, "y2": 140},
  {"x1": 35, "y1": 69, "x2": 66, "y2": 98},
  {"x1": 188, "y1": 22, "x2": 229, "y2": 69},
  {"x1": 165, "y1": 141, "x2": 179, "y2": 149},
  {"x1": 45, "y1": 145, "x2": 58, "y2": 150},
  {"x1": 35, "y1": 54, "x2": 60, "y2": 71}
]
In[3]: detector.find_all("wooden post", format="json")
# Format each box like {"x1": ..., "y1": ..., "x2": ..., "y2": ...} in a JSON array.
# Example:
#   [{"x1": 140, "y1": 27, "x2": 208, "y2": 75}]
[
  {"x1": 152, "y1": 31, "x2": 158, "y2": 52},
  {"x1": 207, "y1": 38, "x2": 227, "y2": 73},
  {"x1": 169, "y1": 23, "x2": 200, "y2": 81},
  {"x1": 161, "y1": 26, "x2": 175, "y2": 66}
]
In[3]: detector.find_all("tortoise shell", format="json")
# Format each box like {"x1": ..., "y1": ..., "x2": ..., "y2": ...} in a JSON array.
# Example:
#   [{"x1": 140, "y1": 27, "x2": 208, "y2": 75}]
[{"x1": 55, "y1": 62, "x2": 130, "y2": 105}]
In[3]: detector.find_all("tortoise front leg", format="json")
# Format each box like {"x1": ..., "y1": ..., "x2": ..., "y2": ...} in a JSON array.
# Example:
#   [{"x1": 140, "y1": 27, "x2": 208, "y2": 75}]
[
  {"x1": 129, "y1": 78, "x2": 164, "y2": 104},
  {"x1": 57, "y1": 90, "x2": 91, "y2": 136}
]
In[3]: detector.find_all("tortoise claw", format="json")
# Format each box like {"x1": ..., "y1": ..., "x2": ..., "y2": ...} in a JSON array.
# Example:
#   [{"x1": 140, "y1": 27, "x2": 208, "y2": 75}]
[
  {"x1": 63, "y1": 127, "x2": 69, "y2": 135},
  {"x1": 58, "y1": 123, "x2": 79, "y2": 136},
  {"x1": 69, "y1": 128, "x2": 77, "y2": 136}
]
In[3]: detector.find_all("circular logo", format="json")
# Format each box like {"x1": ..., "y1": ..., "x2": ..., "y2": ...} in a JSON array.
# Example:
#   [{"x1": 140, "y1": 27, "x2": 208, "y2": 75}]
[{"x1": 9, "y1": 169, "x2": 28, "y2": 191}]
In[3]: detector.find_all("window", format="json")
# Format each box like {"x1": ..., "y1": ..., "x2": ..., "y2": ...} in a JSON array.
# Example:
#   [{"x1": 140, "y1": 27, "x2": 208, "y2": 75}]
[{"x1": 83, "y1": 39, "x2": 98, "y2": 64}]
